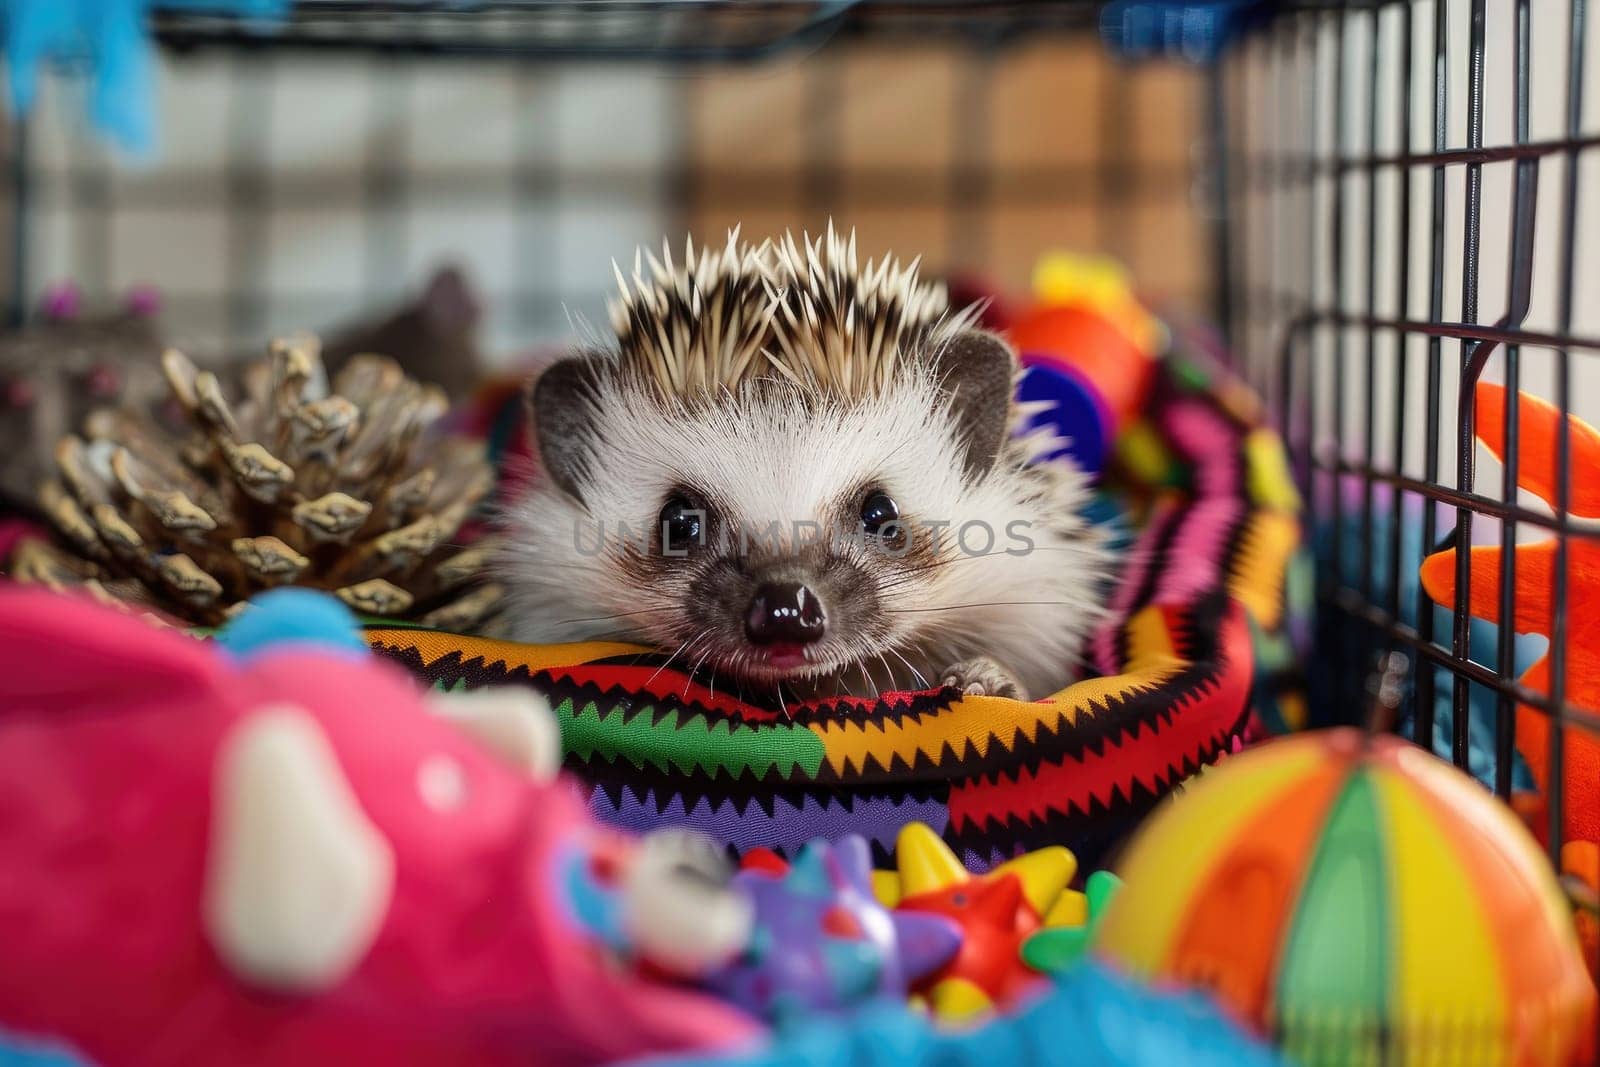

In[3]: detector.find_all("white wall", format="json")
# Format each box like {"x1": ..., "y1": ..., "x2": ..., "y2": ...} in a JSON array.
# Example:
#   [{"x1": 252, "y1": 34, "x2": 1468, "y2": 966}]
[{"x1": 21, "y1": 53, "x2": 682, "y2": 363}]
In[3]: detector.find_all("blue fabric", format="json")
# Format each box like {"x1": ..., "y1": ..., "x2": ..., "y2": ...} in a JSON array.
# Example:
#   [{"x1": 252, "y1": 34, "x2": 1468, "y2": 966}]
[
  {"x1": 645, "y1": 961, "x2": 1283, "y2": 1067},
  {"x1": 1, "y1": 0, "x2": 287, "y2": 153}
]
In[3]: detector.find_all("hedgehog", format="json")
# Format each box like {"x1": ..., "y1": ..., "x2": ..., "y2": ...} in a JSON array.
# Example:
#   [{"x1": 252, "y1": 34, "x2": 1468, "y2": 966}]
[{"x1": 497, "y1": 226, "x2": 1117, "y2": 702}]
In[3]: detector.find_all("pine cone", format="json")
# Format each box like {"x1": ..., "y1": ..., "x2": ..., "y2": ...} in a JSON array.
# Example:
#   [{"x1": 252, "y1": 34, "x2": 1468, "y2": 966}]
[{"x1": 12, "y1": 333, "x2": 503, "y2": 630}]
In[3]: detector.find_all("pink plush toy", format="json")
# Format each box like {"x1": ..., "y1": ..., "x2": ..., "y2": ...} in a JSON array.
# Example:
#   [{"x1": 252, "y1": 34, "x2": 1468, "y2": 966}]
[{"x1": 0, "y1": 587, "x2": 761, "y2": 1066}]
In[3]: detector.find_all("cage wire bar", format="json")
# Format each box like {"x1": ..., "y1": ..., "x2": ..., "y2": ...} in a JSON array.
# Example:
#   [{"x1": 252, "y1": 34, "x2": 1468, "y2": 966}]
[
  {"x1": 1229, "y1": 0, "x2": 1598, "y2": 913},
  {"x1": 150, "y1": 2, "x2": 1105, "y2": 61}
]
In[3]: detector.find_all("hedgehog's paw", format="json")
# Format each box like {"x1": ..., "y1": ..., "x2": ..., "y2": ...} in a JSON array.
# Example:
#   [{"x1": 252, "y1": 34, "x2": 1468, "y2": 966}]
[{"x1": 940, "y1": 657, "x2": 1027, "y2": 701}]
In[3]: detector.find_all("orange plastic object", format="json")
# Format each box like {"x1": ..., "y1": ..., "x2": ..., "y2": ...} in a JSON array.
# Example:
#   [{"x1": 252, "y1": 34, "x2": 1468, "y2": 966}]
[{"x1": 1419, "y1": 383, "x2": 1600, "y2": 849}]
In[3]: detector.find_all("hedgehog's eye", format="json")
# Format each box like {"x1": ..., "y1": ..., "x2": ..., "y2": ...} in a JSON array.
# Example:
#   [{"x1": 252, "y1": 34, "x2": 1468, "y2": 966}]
[
  {"x1": 858, "y1": 489, "x2": 900, "y2": 538},
  {"x1": 658, "y1": 493, "x2": 706, "y2": 555}
]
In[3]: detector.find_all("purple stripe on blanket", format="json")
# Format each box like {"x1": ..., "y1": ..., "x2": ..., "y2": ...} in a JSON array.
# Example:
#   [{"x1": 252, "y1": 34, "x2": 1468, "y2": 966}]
[{"x1": 588, "y1": 787, "x2": 950, "y2": 860}]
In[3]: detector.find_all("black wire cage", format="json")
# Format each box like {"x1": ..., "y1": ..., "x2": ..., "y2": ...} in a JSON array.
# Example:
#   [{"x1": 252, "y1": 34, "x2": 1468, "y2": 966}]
[
  {"x1": 5, "y1": 0, "x2": 1599, "y2": 945},
  {"x1": 1225, "y1": 0, "x2": 1599, "y2": 898}
]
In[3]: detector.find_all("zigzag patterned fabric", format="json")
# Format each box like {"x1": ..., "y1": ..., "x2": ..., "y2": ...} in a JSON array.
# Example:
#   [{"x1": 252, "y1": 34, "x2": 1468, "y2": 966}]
[{"x1": 367, "y1": 351, "x2": 1310, "y2": 869}]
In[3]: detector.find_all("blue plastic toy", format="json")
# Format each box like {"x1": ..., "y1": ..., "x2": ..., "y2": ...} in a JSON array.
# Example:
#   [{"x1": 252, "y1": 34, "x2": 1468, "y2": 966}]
[
  {"x1": 214, "y1": 588, "x2": 369, "y2": 661},
  {"x1": 1016, "y1": 362, "x2": 1113, "y2": 474},
  {"x1": 706, "y1": 837, "x2": 961, "y2": 1023}
]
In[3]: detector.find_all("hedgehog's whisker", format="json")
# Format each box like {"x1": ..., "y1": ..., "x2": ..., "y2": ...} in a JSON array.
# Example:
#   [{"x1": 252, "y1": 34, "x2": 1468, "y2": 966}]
[
  {"x1": 886, "y1": 646, "x2": 929, "y2": 690},
  {"x1": 884, "y1": 600, "x2": 1079, "y2": 615},
  {"x1": 855, "y1": 660, "x2": 875, "y2": 698},
  {"x1": 873, "y1": 545, "x2": 1098, "y2": 594},
  {"x1": 549, "y1": 606, "x2": 666, "y2": 628},
  {"x1": 874, "y1": 651, "x2": 901, "y2": 694},
  {"x1": 646, "y1": 626, "x2": 710, "y2": 687},
  {"x1": 684, "y1": 637, "x2": 719, "y2": 700}
]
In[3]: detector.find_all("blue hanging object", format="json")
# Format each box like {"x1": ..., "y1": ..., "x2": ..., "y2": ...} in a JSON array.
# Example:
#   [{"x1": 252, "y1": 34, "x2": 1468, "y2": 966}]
[
  {"x1": 0, "y1": 0, "x2": 287, "y2": 154},
  {"x1": 1099, "y1": 1, "x2": 1268, "y2": 63}
]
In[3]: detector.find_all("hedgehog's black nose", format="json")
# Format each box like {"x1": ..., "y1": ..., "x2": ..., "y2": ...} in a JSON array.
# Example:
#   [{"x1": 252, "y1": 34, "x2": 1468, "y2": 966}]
[{"x1": 744, "y1": 582, "x2": 826, "y2": 645}]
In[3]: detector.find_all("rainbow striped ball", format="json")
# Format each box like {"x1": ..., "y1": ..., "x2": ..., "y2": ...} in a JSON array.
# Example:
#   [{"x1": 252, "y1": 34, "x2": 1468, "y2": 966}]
[{"x1": 1096, "y1": 729, "x2": 1596, "y2": 1066}]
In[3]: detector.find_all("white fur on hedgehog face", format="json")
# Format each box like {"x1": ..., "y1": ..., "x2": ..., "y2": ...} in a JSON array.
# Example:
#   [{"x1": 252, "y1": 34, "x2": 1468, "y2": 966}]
[{"x1": 499, "y1": 367, "x2": 1111, "y2": 697}]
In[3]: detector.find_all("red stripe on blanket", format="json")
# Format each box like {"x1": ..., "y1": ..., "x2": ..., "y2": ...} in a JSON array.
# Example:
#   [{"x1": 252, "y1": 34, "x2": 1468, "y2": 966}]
[{"x1": 948, "y1": 599, "x2": 1254, "y2": 834}]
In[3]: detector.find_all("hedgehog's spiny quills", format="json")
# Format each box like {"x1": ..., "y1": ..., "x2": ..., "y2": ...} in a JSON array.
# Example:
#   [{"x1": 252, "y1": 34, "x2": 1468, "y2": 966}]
[{"x1": 606, "y1": 223, "x2": 971, "y2": 400}]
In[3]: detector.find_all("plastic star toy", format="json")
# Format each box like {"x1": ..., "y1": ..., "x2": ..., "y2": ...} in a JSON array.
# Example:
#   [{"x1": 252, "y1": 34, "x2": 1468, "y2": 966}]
[
  {"x1": 874, "y1": 823, "x2": 1077, "y2": 1020},
  {"x1": 1019, "y1": 870, "x2": 1124, "y2": 974}
]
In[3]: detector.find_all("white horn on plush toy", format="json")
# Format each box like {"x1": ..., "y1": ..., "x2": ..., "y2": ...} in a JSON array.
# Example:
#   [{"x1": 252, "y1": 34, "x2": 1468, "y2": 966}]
[
  {"x1": 428, "y1": 687, "x2": 562, "y2": 782},
  {"x1": 204, "y1": 705, "x2": 394, "y2": 991},
  {"x1": 621, "y1": 828, "x2": 753, "y2": 977}
]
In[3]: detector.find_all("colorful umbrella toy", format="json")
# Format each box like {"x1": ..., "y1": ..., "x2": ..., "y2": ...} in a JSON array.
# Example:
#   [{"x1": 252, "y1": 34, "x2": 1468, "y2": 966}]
[{"x1": 1094, "y1": 728, "x2": 1596, "y2": 1066}]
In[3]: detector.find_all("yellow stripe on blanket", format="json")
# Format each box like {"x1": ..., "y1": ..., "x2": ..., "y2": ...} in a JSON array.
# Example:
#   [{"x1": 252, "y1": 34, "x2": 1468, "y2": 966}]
[
  {"x1": 367, "y1": 628, "x2": 649, "y2": 673},
  {"x1": 812, "y1": 603, "x2": 1187, "y2": 778}
]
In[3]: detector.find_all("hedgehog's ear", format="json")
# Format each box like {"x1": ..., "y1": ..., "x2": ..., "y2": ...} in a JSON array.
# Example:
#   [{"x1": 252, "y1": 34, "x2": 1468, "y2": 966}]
[
  {"x1": 930, "y1": 329, "x2": 1015, "y2": 480},
  {"x1": 528, "y1": 356, "x2": 605, "y2": 503}
]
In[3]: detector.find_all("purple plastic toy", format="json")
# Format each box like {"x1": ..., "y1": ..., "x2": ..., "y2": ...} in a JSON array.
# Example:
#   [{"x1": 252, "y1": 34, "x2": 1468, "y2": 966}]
[{"x1": 705, "y1": 836, "x2": 961, "y2": 1023}]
